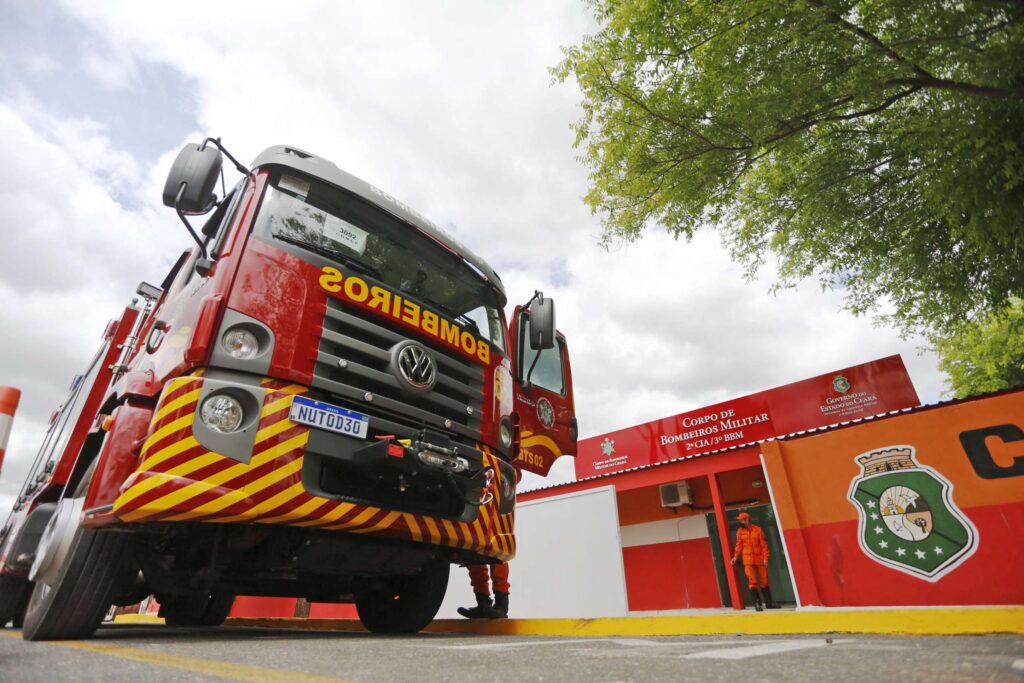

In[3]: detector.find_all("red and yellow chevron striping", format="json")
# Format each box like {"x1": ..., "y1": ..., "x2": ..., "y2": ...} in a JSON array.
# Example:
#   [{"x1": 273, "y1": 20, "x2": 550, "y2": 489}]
[{"x1": 112, "y1": 375, "x2": 516, "y2": 561}]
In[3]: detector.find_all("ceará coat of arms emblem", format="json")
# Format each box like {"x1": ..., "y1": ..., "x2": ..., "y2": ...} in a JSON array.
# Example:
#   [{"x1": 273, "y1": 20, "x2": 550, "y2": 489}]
[{"x1": 848, "y1": 445, "x2": 978, "y2": 582}]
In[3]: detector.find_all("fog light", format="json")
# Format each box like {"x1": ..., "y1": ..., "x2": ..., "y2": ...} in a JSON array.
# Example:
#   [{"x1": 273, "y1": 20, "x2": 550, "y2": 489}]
[
  {"x1": 200, "y1": 394, "x2": 244, "y2": 433},
  {"x1": 499, "y1": 420, "x2": 512, "y2": 448},
  {"x1": 499, "y1": 469, "x2": 515, "y2": 500},
  {"x1": 222, "y1": 328, "x2": 259, "y2": 360}
]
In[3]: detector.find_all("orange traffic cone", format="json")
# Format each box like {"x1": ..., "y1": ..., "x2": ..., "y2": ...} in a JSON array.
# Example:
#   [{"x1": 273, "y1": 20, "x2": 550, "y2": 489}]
[{"x1": 0, "y1": 386, "x2": 21, "y2": 474}]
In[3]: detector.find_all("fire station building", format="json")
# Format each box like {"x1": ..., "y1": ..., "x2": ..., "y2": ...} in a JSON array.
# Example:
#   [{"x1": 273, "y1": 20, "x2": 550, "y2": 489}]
[{"x1": 515, "y1": 356, "x2": 1024, "y2": 613}]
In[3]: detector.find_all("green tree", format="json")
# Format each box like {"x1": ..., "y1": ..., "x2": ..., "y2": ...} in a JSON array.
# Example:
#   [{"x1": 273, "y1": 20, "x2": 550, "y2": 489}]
[
  {"x1": 934, "y1": 298, "x2": 1024, "y2": 396},
  {"x1": 555, "y1": 0, "x2": 1024, "y2": 336}
]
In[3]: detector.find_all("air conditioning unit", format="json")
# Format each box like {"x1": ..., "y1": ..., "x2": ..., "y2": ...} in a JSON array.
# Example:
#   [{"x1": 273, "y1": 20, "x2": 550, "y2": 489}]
[{"x1": 659, "y1": 481, "x2": 692, "y2": 508}]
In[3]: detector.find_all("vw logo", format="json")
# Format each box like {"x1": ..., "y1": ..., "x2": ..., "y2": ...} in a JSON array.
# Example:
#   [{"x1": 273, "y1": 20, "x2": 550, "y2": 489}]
[{"x1": 394, "y1": 342, "x2": 436, "y2": 391}]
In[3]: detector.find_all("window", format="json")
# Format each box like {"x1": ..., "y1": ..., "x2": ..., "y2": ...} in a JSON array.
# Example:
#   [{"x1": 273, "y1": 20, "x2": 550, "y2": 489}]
[
  {"x1": 252, "y1": 170, "x2": 507, "y2": 352},
  {"x1": 518, "y1": 315, "x2": 565, "y2": 394}
]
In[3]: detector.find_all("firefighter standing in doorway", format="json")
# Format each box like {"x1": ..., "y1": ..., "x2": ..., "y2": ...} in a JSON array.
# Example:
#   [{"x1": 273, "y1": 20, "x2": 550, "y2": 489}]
[{"x1": 731, "y1": 512, "x2": 780, "y2": 611}]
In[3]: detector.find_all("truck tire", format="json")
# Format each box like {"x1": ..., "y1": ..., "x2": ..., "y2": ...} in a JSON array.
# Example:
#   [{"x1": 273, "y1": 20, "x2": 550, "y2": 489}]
[
  {"x1": 355, "y1": 559, "x2": 449, "y2": 634},
  {"x1": 160, "y1": 593, "x2": 235, "y2": 627},
  {"x1": 0, "y1": 576, "x2": 31, "y2": 627},
  {"x1": 21, "y1": 523, "x2": 132, "y2": 640}
]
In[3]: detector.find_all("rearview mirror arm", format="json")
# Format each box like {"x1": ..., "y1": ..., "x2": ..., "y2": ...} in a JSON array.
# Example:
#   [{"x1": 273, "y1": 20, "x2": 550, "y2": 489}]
[
  {"x1": 524, "y1": 331, "x2": 544, "y2": 389},
  {"x1": 200, "y1": 137, "x2": 254, "y2": 180},
  {"x1": 174, "y1": 183, "x2": 210, "y2": 261},
  {"x1": 521, "y1": 289, "x2": 542, "y2": 310}
]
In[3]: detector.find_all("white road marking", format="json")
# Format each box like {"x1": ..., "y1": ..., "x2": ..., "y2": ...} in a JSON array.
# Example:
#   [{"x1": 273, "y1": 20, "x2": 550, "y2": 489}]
[
  {"x1": 1011, "y1": 659, "x2": 1024, "y2": 671},
  {"x1": 436, "y1": 639, "x2": 599, "y2": 650},
  {"x1": 603, "y1": 638, "x2": 791, "y2": 649},
  {"x1": 684, "y1": 639, "x2": 849, "y2": 660},
  {"x1": 605, "y1": 638, "x2": 668, "y2": 647},
  {"x1": 435, "y1": 637, "x2": 798, "y2": 651}
]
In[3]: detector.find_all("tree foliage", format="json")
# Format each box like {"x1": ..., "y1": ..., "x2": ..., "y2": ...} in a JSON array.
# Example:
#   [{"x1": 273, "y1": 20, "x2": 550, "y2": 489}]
[
  {"x1": 935, "y1": 298, "x2": 1024, "y2": 396},
  {"x1": 555, "y1": 0, "x2": 1024, "y2": 335}
]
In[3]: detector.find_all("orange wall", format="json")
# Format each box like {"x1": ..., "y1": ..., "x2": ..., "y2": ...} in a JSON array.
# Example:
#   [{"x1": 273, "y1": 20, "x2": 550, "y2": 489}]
[{"x1": 762, "y1": 389, "x2": 1024, "y2": 606}]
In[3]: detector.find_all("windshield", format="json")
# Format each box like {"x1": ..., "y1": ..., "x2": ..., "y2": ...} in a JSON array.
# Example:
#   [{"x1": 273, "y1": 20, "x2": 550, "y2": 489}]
[{"x1": 253, "y1": 170, "x2": 506, "y2": 352}]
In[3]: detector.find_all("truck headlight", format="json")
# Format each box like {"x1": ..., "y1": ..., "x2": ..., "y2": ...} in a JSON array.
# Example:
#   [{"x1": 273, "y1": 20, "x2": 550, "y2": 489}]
[
  {"x1": 499, "y1": 469, "x2": 515, "y2": 501},
  {"x1": 498, "y1": 418, "x2": 512, "y2": 449},
  {"x1": 222, "y1": 327, "x2": 260, "y2": 360},
  {"x1": 497, "y1": 460, "x2": 516, "y2": 513},
  {"x1": 200, "y1": 394, "x2": 244, "y2": 433}
]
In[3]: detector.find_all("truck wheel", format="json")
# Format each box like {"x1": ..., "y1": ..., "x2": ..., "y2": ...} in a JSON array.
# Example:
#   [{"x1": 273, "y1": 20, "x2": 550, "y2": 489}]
[
  {"x1": 0, "y1": 576, "x2": 31, "y2": 627},
  {"x1": 20, "y1": 498, "x2": 133, "y2": 641},
  {"x1": 160, "y1": 593, "x2": 235, "y2": 627},
  {"x1": 355, "y1": 559, "x2": 449, "y2": 634}
]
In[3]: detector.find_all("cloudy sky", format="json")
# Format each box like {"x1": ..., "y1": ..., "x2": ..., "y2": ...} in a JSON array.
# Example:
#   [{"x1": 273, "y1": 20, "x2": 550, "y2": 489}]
[{"x1": 0, "y1": 1, "x2": 946, "y2": 511}]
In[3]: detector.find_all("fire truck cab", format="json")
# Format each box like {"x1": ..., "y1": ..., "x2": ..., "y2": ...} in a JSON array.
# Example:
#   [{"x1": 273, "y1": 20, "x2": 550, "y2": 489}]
[{"x1": 0, "y1": 140, "x2": 577, "y2": 639}]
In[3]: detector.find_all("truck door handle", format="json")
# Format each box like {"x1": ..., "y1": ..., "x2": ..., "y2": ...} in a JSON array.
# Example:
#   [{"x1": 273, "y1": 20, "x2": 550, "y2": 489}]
[{"x1": 146, "y1": 320, "x2": 169, "y2": 353}]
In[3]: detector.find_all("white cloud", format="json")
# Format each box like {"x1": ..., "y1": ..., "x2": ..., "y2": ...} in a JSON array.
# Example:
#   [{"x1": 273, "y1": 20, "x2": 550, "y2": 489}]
[
  {"x1": 80, "y1": 38, "x2": 140, "y2": 91},
  {"x1": 0, "y1": 101, "x2": 198, "y2": 506},
  {"x1": 1, "y1": 1, "x2": 947, "y2": 510}
]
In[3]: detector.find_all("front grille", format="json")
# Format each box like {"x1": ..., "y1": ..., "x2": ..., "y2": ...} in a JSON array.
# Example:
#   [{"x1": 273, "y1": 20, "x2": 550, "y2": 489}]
[{"x1": 311, "y1": 297, "x2": 484, "y2": 441}]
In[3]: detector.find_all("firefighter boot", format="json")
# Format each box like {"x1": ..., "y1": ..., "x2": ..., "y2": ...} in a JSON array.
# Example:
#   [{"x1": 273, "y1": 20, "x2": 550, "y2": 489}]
[
  {"x1": 458, "y1": 593, "x2": 499, "y2": 619},
  {"x1": 492, "y1": 592, "x2": 509, "y2": 619},
  {"x1": 753, "y1": 588, "x2": 765, "y2": 612},
  {"x1": 763, "y1": 586, "x2": 780, "y2": 609}
]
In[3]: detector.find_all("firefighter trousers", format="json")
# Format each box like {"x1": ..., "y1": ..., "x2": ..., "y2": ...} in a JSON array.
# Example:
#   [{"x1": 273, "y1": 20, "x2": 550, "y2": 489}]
[
  {"x1": 743, "y1": 563, "x2": 769, "y2": 589},
  {"x1": 469, "y1": 562, "x2": 510, "y2": 595}
]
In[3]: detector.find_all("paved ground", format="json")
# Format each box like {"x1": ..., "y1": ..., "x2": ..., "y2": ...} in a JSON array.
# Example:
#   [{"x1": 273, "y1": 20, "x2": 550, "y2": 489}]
[{"x1": 1, "y1": 624, "x2": 1022, "y2": 682}]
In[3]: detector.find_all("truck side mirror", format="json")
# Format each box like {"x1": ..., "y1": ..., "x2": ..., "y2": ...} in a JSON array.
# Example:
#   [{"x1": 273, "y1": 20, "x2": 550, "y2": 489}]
[
  {"x1": 162, "y1": 143, "x2": 223, "y2": 214},
  {"x1": 528, "y1": 297, "x2": 556, "y2": 350},
  {"x1": 135, "y1": 281, "x2": 163, "y2": 301}
]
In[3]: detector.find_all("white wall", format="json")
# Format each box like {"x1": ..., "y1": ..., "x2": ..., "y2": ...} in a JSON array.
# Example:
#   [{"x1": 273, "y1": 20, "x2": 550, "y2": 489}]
[{"x1": 437, "y1": 485, "x2": 628, "y2": 619}]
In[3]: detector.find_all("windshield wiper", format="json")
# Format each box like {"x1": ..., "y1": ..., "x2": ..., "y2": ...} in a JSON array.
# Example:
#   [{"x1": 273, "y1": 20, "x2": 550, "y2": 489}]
[
  {"x1": 415, "y1": 294, "x2": 480, "y2": 335},
  {"x1": 272, "y1": 232, "x2": 381, "y2": 280}
]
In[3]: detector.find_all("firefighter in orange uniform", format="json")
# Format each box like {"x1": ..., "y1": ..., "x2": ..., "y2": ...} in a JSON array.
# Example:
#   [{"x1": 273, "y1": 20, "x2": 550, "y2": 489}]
[
  {"x1": 731, "y1": 512, "x2": 780, "y2": 611},
  {"x1": 457, "y1": 563, "x2": 510, "y2": 619}
]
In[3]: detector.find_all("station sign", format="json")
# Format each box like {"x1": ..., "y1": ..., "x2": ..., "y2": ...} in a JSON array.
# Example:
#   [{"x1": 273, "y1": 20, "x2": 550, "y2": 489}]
[{"x1": 575, "y1": 355, "x2": 920, "y2": 479}]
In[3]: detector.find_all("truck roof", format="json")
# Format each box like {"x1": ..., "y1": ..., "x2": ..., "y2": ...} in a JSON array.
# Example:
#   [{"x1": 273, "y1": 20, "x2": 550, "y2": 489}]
[{"x1": 251, "y1": 146, "x2": 506, "y2": 306}]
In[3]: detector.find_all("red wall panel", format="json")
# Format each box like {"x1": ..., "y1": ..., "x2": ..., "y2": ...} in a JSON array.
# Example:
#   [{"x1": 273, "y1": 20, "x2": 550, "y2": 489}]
[
  {"x1": 623, "y1": 538, "x2": 722, "y2": 610},
  {"x1": 229, "y1": 596, "x2": 297, "y2": 618},
  {"x1": 798, "y1": 502, "x2": 1024, "y2": 606},
  {"x1": 309, "y1": 603, "x2": 358, "y2": 619}
]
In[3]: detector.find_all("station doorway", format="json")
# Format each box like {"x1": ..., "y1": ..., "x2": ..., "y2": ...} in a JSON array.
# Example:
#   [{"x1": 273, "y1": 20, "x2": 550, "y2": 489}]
[{"x1": 706, "y1": 503, "x2": 795, "y2": 607}]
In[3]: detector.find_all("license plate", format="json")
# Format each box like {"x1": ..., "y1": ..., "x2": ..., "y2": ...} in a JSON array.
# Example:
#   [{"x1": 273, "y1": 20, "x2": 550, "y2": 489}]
[{"x1": 289, "y1": 395, "x2": 369, "y2": 439}]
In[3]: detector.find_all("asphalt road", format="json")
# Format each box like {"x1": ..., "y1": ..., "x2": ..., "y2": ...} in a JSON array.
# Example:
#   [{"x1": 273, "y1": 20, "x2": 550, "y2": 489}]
[{"x1": 1, "y1": 624, "x2": 1022, "y2": 682}]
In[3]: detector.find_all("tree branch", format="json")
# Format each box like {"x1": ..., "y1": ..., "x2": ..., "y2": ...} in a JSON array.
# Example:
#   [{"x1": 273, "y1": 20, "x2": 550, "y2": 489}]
[
  {"x1": 753, "y1": 85, "x2": 923, "y2": 161},
  {"x1": 806, "y1": 0, "x2": 934, "y2": 80},
  {"x1": 595, "y1": 59, "x2": 749, "y2": 153},
  {"x1": 886, "y1": 76, "x2": 1024, "y2": 99},
  {"x1": 807, "y1": 0, "x2": 1024, "y2": 99}
]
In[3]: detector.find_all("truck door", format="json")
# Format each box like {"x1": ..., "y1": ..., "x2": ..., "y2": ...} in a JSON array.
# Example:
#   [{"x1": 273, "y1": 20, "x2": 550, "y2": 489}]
[{"x1": 509, "y1": 304, "x2": 577, "y2": 476}]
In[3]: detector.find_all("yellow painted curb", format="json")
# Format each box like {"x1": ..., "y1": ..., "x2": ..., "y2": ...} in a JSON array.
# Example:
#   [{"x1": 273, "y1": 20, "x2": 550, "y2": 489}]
[
  {"x1": 226, "y1": 606, "x2": 1024, "y2": 636},
  {"x1": 112, "y1": 614, "x2": 165, "y2": 624}
]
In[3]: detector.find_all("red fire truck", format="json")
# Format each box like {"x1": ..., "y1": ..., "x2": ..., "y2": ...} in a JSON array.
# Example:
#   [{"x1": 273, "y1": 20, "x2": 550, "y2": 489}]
[{"x1": 0, "y1": 140, "x2": 577, "y2": 640}]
